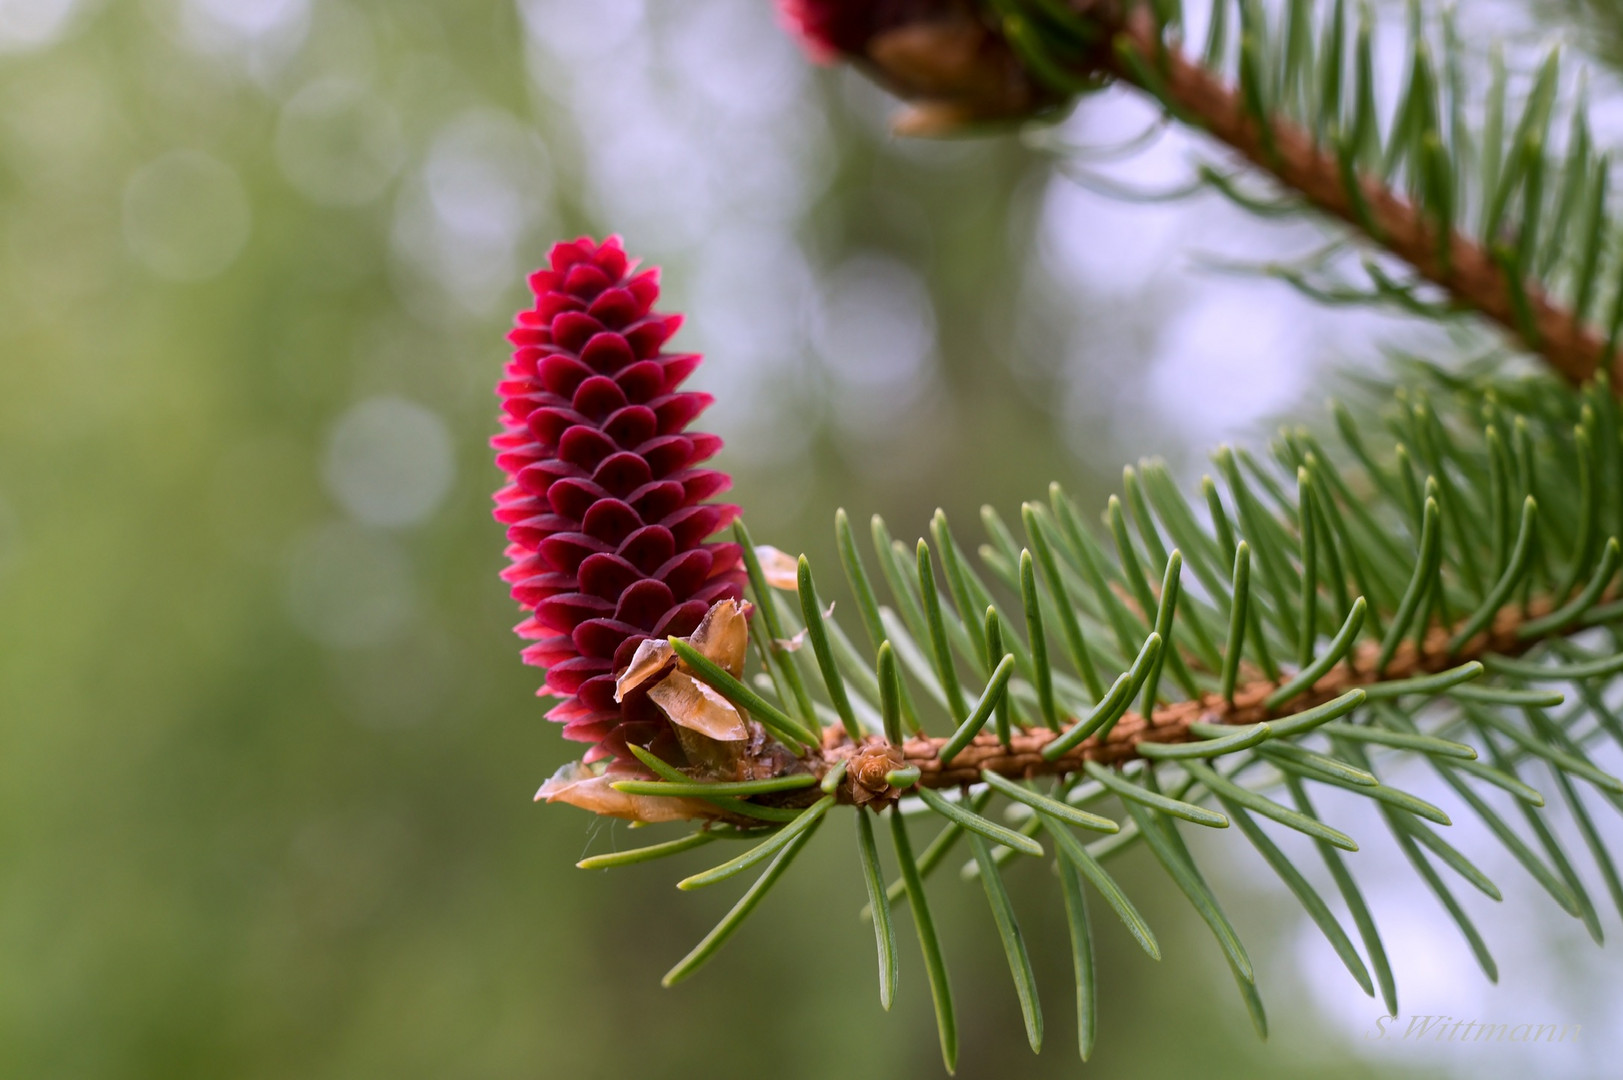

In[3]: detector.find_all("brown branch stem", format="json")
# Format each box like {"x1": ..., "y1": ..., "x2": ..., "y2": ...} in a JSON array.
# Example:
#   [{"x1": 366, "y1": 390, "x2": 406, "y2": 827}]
[
  {"x1": 1093, "y1": 8, "x2": 1620, "y2": 390},
  {"x1": 796, "y1": 590, "x2": 1579, "y2": 813}
]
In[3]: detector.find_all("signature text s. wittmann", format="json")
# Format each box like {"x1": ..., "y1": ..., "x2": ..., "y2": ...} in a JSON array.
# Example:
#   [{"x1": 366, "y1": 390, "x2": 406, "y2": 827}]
[{"x1": 1366, "y1": 1014, "x2": 1582, "y2": 1044}]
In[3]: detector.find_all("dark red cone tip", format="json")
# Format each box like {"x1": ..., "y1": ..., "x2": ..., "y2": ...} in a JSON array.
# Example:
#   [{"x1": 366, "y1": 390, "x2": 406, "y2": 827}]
[
  {"x1": 775, "y1": 0, "x2": 979, "y2": 61},
  {"x1": 494, "y1": 235, "x2": 746, "y2": 763}
]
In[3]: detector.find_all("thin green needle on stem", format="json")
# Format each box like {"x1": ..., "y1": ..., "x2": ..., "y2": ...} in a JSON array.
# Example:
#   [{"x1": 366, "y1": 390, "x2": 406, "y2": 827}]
[
  {"x1": 1123, "y1": 464, "x2": 1170, "y2": 570},
  {"x1": 835, "y1": 508, "x2": 887, "y2": 649},
  {"x1": 1469, "y1": 709, "x2": 1623, "y2": 795},
  {"x1": 939, "y1": 655, "x2": 1016, "y2": 766},
  {"x1": 1108, "y1": 495, "x2": 1160, "y2": 629},
  {"x1": 968, "y1": 834, "x2": 1044, "y2": 1053},
  {"x1": 877, "y1": 641, "x2": 905, "y2": 745},
  {"x1": 1022, "y1": 506, "x2": 1106, "y2": 699},
  {"x1": 1217, "y1": 445, "x2": 1298, "y2": 642},
  {"x1": 980, "y1": 769, "x2": 1119, "y2": 833},
  {"x1": 1221, "y1": 541, "x2": 1251, "y2": 703},
  {"x1": 1400, "y1": 818, "x2": 1502, "y2": 899},
  {"x1": 890, "y1": 806, "x2": 957, "y2": 1074},
  {"x1": 959, "y1": 810, "x2": 1047, "y2": 884},
  {"x1": 1141, "y1": 550, "x2": 1189, "y2": 711},
  {"x1": 1040, "y1": 812, "x2": 1162, "y2": 960},
  {"x1": 979, "y1": 504, "x2": 1023, "y2": 567},
  {"x1": 1253, "y1": 687, "x2": 1367, "y2": 738},
  {"x1": 625, "y1": 744, "x2": 805, "y2": 823},
  {"x1": 1203, "y1": 475, "x2": 1239, "y2": 570},
  {"x1": 1082, "y1": 760, "x2": 1229, "y2": 827},
  {"x1": 1288, "y1": 774, "x2": 1398, "y2": 1016},
  {"x1": 1182, "y1": 760, "x2": 1359, "y2": 851},
  {"x1": 1139, "y1": 722, "x2": 1272, "y2": 760},
  {"x1": 825, "y1": 619, "x2": 884, "y2": 727},
  {"x1": 1118, "y1": 797, "x2": 1255, "y2": 985},
  {"x1": 1317, "y1": 721, "x2": 1476, "y2": 759},
  {"x1": 797, "y1": 555, "x2": 860, "y2": 743},
  {"x1": 1448, "y1": 496, "x2": 1537, "y2": 652},
  {"x1": 1582, "y1": 598, "x2": 1623, "y2": 626},
  {"x1": 917, "y1": 786, "x2": 1045, "y2": 857},
  {"x1": 1547, "y1": 746, "x2": 1623, "y2": 925},
  {"x1": 932, "y1": 511, "x2": 988, "y2": 665},
  {"x1": 734, "y1": 520, "x2": 818, "y2": 725},
  {"x1": 1221, "y1": 795, "x2": 1375, "y2": 996},
  {"x1": 612, "y1": 774, "x2": 820, "y2": 798},
  {"x1": 882, "y1": 615, "x2": 954, "y2": 719},
  {"x1": 1373, "y1": 708, "x2": 1544, "y2": 804},
  {"x1": 918, "y1": 540, "x2": 970, "y2": 721},
  {"x1": 1376, "y1": 496, "x2": 1441, "y2": 673},
  {"x1": 1449, "y1": 684, "x2": 1564, "y2": 707},
  {"x1": 819, "y1": 759, "x2": 848, "y2": 796},
  {"x1": 1350, "y1": 778, "x2": 1455, "y2": 827},
  {"x1": 661, "y1": 821, "x2": 819, "y2": 988},
  {"x1": 1381, "y1": 723, "x2": 1577, "y2": 916},
  {"x1": 983, "y1": 608, "x2": 1015, "y2": 745},
  {"x1": 1045, "y1": 490, "x2": 1144, "y2": 660},
  {"x1": 1520, "y1": 537, "x2": 1621, "y2": 637},
  {"x1": 1297, "y1": 468, "x2": 1320, "y2": 668},
  {"x1": 669, "y1": 638, "x2": 817, "y2": 749},
  {"x1": 1360, "y1": 661, "x2": 1483, "y2": 700},
  {"x1": 1254, "y1": 740, "x2": 1377, "y2": 787},
  {"x1": 851, "y1": 520, "x2": 922, "y2": 735},
  {"x1": 1043, "y1": 633, "x2": 1163, "y2": 761},
  {"x1": 1392, "y1": 809, "x2": 1499, "y2": 981},
  {"x1": 1020, "y1": 551, "x2": 1060, "y2": 733},
  {"x1": 1057, "y1": 857, "x2": 1097, "y2": 1063},
  {"x1": 677, "y1": 796, "x2": 835, "y2": 890},
  {"x1": 855, "y1": 810, "x2": 898, "y2": 1011},
  {"x1": 1266, "y1": 597, "x2": 1366, "y2": 709},
  {"x1": 886, "y1": 766, "x2": 921, "y2": 790},
  {"x1": 864, "y1": 790, "x2": 994, "y2": 920},
  {"x1": 626, "y1": 741, "x2": 726, "y2": 784},
  {"x1": 1485, "y1": 650, "x2": 1623, "y2": 681},
  {"x1": 1307, "y1": 752, "x2": 1453, "y2": 826},
  {"x1": 1142, "y1": 459, "x2": 1227, "y2": 598},
  {"x1": 1449, "y1": 753, "x2": 1582, "y2": 914},
  {"x1": 1556, "y1": 424, "x2": 1599, "y2": 600},
  {"x1": 577, "y1": 830, "x2": 719, "y2": 870},
  {"x1": 889, "y1": 607, "x2": 960, "y2": 714}
]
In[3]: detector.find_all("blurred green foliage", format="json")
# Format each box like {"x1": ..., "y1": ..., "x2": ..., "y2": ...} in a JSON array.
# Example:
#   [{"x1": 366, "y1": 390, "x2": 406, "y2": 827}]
[{"x1": 0, "y1": 1, "x2": 1516, "y2": 1076}]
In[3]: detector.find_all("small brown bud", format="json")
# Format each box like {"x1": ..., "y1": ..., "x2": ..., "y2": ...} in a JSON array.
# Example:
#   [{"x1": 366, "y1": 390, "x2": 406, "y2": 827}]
[
  {"x1": 848, "y1": 742, "x2": 907, "y2": 806},
  {"x1": 778, "y1": 0, "x2": 1074, "y2": 136}
]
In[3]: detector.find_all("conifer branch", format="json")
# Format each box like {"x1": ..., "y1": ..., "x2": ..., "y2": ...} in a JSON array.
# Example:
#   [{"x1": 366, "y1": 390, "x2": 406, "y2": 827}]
[
  {"x1": 618, "y1": 360, "x2": 1623, "y2": 822},
  {"x1": 627, "y1": 543, "x2": 1614, "y2": 820},
  {"x1": 550, "y1": 361, "x2": 1623, "y2": 1066},
  {"x1": 825, "y1": 593, "x2": 1599, "y2": 796},
  {"x1": 778, "y1": 0, "x2": 1623, "y2": 382},
  {"x1": 505, "y1": 31, "x2": 1623, "y2": 1058},
  {"x1": 1095, "y1": 6, "x2": 1617, "y2": 388}
]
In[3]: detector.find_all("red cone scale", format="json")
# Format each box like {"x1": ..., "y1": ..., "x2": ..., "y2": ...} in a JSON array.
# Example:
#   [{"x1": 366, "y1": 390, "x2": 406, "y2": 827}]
[{"x1": 493, "y1": 236, "x2": 746, "y2": 762}]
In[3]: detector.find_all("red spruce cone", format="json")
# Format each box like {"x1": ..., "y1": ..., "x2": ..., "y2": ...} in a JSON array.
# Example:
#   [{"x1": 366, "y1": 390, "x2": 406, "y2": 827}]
[{"x1": 493, "y1": 236, "x2": 746, "y2": 764}]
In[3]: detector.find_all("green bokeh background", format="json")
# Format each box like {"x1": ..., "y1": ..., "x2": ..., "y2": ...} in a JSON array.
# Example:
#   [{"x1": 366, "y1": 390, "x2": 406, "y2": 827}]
[{"x1": 0, "y1": 1, "x2": 1615, "y2": 1077}]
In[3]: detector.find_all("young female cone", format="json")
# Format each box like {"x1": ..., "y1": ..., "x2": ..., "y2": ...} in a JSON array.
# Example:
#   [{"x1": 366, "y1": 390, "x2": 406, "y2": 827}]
[{"x1": 493, "y1": 236, "x2": 746, "y2": 764}]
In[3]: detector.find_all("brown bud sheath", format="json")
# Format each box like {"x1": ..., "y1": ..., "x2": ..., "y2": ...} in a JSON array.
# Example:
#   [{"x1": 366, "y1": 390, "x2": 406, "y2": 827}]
[{"x1": 777, "y1": 0, "x2": 1061, "y2": 134}]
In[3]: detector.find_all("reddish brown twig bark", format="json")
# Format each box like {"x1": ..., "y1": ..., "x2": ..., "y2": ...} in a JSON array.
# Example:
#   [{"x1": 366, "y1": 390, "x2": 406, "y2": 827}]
[{"x1": 813, "y1": 597, "x2": 1549, "y2": 801}]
